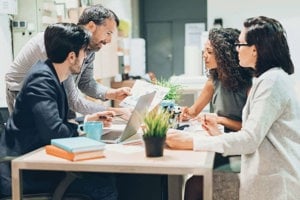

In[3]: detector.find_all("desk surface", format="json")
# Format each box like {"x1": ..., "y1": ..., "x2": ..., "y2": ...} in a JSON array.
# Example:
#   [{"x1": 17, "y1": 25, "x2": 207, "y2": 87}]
[{"x1": 12, "y1": 144, "x2": 215, "y2": 200}]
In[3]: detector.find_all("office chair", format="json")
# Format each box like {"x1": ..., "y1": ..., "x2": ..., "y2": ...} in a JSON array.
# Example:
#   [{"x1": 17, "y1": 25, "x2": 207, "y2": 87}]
[{"x1": 0, "y1": 107, "x2": 90, "y2": 200}]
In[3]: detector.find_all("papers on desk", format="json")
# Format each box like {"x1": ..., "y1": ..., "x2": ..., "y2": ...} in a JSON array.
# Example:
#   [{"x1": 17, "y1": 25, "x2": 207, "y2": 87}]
[
  {"x1": 178, "y1": 120, "x2": 223, "y2": 135},
  {"x1": 119, "y1": 80, "x2": 170, "y2": 111}
]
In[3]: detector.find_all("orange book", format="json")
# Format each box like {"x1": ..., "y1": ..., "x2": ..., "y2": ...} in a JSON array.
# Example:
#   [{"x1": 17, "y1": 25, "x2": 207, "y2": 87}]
[{"x1": 45, "y1": 145, "x2": 105, "y2": 161}]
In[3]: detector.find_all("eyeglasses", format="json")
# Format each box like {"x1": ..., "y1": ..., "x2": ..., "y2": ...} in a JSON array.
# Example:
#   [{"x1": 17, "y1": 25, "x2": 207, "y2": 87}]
[{"x1": 234, "y1": 43, "x2": 250, "y2": 48}]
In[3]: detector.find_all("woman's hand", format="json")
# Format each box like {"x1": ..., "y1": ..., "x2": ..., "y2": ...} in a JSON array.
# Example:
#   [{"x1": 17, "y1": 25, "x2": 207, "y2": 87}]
[
  {"x1": 180, "y1": 107, "x2": 195, "y2": 121},
  {"x1": 166, "y1": 129, "x2": 194, "y2": 150},
  {"x1": 199, "y1": 113, "x2": 222, "y2": 136}
]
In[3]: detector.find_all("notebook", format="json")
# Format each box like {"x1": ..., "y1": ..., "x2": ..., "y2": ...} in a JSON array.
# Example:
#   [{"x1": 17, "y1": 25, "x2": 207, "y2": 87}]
[
  {"x1": 50, "y1": 137, "x2": 105, "y2": 153},
  {"x1": 45, "y1": 145, "x2": 105, "y2": 161},
  {"x1": 101, "y1": 91, "x2": 156, "y2": 144}
]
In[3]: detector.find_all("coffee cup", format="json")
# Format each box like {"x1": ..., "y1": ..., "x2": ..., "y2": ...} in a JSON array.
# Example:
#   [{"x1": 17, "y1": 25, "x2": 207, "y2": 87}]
[{"x1": 77, "y1": 121, "x2": 103, "y2": 141}]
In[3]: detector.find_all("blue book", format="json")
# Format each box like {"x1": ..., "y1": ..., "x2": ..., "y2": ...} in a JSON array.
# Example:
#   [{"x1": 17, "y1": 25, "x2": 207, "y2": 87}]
[{"x1": 51, "y1": 137, "x2": 105, "y2": 153}]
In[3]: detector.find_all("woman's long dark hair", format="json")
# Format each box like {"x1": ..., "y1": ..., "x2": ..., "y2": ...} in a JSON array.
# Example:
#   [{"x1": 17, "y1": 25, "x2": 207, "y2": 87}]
[
  {"x1": 209, "y1": 28, "x2": 253, "y2": 91},
  {"x1": 243, "y1": 16, "x2": 294, "y2": 77}
]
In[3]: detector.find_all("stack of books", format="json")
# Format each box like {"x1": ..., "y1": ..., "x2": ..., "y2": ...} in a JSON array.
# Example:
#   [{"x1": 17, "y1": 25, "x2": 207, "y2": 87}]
[{"x1": 45, "y1": 137, "x2": 106, "y2": 161}]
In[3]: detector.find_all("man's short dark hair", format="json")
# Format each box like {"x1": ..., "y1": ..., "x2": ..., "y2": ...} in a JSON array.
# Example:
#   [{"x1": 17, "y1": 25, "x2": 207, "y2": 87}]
[{"x1": 44, "y1": 23, "x2": 90, "y2": 63}]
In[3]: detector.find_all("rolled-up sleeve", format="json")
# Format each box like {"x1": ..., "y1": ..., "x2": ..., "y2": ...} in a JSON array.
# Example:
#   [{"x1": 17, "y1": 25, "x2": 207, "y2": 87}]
[{"x1": 63, "y1": 76, "x2": 107, "y2": 114}]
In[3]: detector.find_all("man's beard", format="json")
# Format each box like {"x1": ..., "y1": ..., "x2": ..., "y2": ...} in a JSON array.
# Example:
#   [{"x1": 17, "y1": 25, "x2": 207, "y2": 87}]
[
  {"x1": 88, "y1": 42, "x2": 102, "y2": 52},
  {"x1": 70, "y1": 60, "x2": 82, "y2": 75}
]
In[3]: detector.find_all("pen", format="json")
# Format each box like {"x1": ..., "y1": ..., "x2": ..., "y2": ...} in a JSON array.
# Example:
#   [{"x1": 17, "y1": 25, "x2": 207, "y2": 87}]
[
  {"x1": 204, "y1": 114, "x2": 207, "y2": 125},
  {"x1": 113, "y1": 114, "x2": 124, "y2": 117}
]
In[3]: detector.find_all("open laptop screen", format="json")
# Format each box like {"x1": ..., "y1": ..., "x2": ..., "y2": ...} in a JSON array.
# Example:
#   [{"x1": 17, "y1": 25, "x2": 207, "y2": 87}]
[{"x1": 101, "y1": 91, "x2": 156, "y2": 143}]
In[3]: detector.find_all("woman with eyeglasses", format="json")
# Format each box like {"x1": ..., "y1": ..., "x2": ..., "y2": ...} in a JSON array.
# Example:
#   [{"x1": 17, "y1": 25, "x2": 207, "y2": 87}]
[{"x1": 167, "y1": 16, "x2": 300, "y2": 200}]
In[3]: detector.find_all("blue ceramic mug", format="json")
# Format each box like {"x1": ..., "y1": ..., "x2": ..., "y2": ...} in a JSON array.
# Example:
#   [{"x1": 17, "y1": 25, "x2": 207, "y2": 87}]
[{"x1": 78, "y1": 121, "x2": 103, "y2": 141}]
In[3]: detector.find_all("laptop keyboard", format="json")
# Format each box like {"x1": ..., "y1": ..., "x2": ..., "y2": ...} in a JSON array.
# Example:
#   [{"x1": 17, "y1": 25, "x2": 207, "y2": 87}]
[{"x1": 101, "y1": 130, "x2": 122, "y2": 140}]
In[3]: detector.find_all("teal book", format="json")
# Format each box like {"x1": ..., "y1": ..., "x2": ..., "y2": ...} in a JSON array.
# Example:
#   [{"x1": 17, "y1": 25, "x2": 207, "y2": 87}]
[{"x1": 51, "y1": 137, "x2": 105, "y2": 153}]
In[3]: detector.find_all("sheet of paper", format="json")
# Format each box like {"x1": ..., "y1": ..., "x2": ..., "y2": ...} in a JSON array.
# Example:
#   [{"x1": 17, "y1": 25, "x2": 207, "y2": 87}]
[
  {"x1": 119, "y1": 80, "x2": 170, "y2": 111},
  {"x1": 0, "y1": 0, "x2": 17, "y2": 14}
]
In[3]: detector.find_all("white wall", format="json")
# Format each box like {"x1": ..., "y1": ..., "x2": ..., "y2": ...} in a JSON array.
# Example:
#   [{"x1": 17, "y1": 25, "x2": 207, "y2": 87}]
[
  {"x1": 0, "y1": 14, "x2": 12, "y2": 107},
  {"x1": 93, "y1": 0, "x2": 132, "y2": 33},
  {"x1": 208, "y1": 0, "x2": 300, "y2": 82}
]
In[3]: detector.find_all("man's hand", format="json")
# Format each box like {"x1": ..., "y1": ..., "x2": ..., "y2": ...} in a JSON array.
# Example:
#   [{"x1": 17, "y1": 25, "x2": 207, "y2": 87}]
[
  {"x1": 105, "y1": 87, "x2": 131, "y2": 101},
  {"x1": 107, "y1": 107, "x2": 132, "y2": 121},
  {"x1": 85, "y1": 111, "x2": 115, "y2": 127}
]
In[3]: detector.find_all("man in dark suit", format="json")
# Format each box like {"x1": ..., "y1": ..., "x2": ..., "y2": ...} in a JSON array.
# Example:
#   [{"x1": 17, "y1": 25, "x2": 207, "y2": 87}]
[{"x1": 0, "y1": 23, "x2": 117, "y2": 199}]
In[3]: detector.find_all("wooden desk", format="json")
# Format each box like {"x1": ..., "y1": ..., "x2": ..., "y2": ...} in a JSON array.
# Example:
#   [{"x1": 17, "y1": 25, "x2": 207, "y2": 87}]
[{"x1": 12, "y1": 144, "x2": 214, "y2": 200}]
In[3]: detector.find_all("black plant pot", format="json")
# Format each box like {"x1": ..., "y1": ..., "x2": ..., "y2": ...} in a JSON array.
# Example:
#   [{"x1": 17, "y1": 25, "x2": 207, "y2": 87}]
[{"x1": 143, "y1": 135, "x2": 166, "y2": 157}]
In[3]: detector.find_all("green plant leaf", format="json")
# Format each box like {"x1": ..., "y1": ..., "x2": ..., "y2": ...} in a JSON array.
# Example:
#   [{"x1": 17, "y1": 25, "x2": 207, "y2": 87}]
[
  {"x1": 156, "y1": 78, "x2": 182, "y2": 102},
  {"x1": 143, "y1": 107, "x2": 170, "y2": 138}
]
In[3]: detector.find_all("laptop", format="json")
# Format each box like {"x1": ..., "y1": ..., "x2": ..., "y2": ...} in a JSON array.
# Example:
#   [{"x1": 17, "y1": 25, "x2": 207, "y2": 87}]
[{"x1": 101, "y1": 91, "x2": 156, "y2": 144}]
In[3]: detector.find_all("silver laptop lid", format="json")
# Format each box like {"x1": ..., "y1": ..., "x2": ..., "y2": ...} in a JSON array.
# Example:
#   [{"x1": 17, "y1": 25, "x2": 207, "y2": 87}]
[
  {"x1": 118, "y1": 91, "x2": 156, "y2": 142},
  {"x1": 101, "y1": 91, "x2": 156, "y2": 143}
]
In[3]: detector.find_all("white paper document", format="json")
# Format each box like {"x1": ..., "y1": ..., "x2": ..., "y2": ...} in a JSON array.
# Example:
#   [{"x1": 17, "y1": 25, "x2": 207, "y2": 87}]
[{"x1": 119, "y1": 80, "x2": 170, "y2": 111}]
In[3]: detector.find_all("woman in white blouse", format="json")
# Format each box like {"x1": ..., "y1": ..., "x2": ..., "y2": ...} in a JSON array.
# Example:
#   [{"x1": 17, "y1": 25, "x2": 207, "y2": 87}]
[{"x1": 166, "y1": 16, "x2": 300, "y2": 200}]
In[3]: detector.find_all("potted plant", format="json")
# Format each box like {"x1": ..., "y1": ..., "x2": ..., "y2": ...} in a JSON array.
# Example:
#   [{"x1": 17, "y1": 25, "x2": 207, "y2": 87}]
[
  {"x1": 156, "y1": 78, "x2": 182, "y2": 103},
  {"x1": 142, "y1": 107, "x2": 170, "y2": 157},
  {"x1": 156, "y1": 78, "x2": 182, "y2": 128}
]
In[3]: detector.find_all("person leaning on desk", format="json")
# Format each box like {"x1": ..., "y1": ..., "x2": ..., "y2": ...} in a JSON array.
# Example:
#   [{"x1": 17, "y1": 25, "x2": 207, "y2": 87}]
[
  {"x1": 167, "y1": 16, "x2": 300, "y2": 200},
  {"x1": 179, "y1": 27, "x2": 253, "y2": 199},
  {"x1": 5, "y1": 4, "x2": 131, "y2": 119},
  {"x1": 0, "y1": 23, "x2": 118, "y2": 199}
]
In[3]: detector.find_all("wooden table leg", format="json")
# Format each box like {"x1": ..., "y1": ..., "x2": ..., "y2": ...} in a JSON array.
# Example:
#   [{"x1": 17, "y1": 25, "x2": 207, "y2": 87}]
[
  {"x1": 203, "y1": 169, "x2": 213, "y2": 200},
  {"x1": 11, "y1": 162, "x2": 22, "y2": 200}
]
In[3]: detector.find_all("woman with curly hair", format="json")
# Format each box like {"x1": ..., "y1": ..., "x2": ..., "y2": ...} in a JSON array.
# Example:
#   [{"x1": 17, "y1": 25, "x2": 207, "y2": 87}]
[
  {"x1": 181, "y1": 28, "x2": 253, "y2": 132},
  {"x1": 177, "y1": 28, "x2": 253, "y2": 200}
]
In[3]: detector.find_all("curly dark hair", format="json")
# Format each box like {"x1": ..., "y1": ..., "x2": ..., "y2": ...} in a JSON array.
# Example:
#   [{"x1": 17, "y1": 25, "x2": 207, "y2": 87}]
[{"x1": 208, "y1": 28, "x2": 253, "y2": 91}]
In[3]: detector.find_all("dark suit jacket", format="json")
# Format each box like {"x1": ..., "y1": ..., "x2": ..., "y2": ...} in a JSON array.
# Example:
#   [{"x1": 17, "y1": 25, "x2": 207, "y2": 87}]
[{"x1": 1, "y1": 59, "x2": 78, "y2": 156}]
